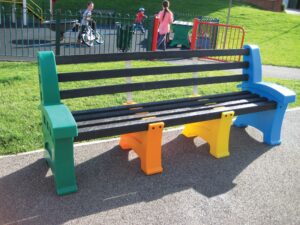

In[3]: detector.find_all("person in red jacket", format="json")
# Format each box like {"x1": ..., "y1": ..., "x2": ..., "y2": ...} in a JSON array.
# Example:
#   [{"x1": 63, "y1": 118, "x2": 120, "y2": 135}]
[{"x1": 134, "y1": 7, "x2": 147, "y2": 33}]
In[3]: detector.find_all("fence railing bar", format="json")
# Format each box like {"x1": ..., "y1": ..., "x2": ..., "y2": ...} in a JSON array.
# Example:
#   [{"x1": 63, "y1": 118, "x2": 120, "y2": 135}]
[
  {"x1": 4, "y1": 11, "x2": 7, "y2": 56},
  {"x1": 9, "y1": 13, "x2": 12, "y2": 56}
]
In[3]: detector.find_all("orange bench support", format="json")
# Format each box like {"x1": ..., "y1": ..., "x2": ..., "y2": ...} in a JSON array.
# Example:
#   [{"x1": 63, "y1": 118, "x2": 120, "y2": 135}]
[
  {"x1": 182, "y1": 111, "x2": 235, "y2": 158},
  {"x1": 119, "y1": 122, "x2": 165, "y2": 175}
]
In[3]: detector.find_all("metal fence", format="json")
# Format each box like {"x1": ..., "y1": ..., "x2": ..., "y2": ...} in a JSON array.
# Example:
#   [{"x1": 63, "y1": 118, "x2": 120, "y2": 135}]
[
  {"x1": 0, "y1": 5, "x2": 153, "y2": 58},
  {"x1": 0, "y1": 4, "x2": 219, "y2": 59}
]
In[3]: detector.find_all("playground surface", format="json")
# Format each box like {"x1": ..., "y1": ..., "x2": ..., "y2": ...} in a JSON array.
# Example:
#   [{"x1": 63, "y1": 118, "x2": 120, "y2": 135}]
[
  {"x1": 0, "y1": 109, "x2": 299, "y2": 225},
  {"x1": 0, "y1": 25, "x2": 149, "y2": 58}
]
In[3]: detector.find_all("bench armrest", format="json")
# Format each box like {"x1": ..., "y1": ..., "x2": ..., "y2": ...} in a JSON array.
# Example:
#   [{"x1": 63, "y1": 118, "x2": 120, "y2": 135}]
[
  {"x1": 239, "y1": 82, "x2": 296, "y2": 105},
  {"x1": 42, "y1": 104, "x2": 78, "y2": 139},
  {"x1": 240, "y1": 45, "x2": 296, "y2": 105}
]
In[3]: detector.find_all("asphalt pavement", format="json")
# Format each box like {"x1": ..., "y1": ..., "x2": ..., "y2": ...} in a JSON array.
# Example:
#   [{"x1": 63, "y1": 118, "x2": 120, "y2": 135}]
[
  {"x1": 165, "y1": 58, "x2": 300, "y2": 80},
  {"x1": 0, "y1": 109, "x2": 299, "y2": 225},
  {"x1": 0, "y1": 26, "x2": 148, "y2": 59}
]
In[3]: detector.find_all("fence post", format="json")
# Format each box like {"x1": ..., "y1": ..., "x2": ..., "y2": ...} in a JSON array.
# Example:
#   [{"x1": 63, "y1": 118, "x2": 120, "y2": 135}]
[
  {"x1": 192, "y1": 57, "x2": 199, "y2": 96},
  {"x1": 190, "y1": 18, "x2": 200, "y2": 96},
  {"x1": 190, "y1": 18, "x2": 199, "y2": 50},
  {"x1": 147, "y1": 17, "x2": 153, "y2": 51},
  {"x1": 12, "y1": 3, "x2": 16, "y2": 24},
  {"x1": 50, "y1": 0, "x2": 53, "y2": 15},
  {"x1": 22, "y1": 0, "x2": 27, "y2": 26},
  {"x1": 0, "y1": 7, "x2": 1, "y2": 26},
  {"x1": 151, "y1": 15, "x2": 159, "y2": 51},
  {"x1": 125, "y1": 61, "x2": 133, "y2": 104},
  {"x1": 55, "y1": 9, "x2": 61, "y2": 56}
]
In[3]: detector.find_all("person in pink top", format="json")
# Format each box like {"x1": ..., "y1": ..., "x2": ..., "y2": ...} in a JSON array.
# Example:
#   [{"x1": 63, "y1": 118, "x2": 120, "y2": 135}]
[{"x1": 157, "y1": 0, "x2": 174, "y2": 50}]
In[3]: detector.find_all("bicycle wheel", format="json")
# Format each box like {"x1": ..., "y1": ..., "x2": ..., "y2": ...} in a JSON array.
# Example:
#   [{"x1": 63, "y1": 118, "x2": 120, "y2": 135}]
[
  {"x1": 95, "y1": 31, "x2": 104, "y2": 44},
  {"x1": 82, "y1": 33, "x2": 94, "y2": 47}
]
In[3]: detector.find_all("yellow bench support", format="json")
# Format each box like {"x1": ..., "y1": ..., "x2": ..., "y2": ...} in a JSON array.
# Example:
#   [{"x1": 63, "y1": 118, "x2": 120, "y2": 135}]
[
  {"x1": 182, "y1": 111, "x2": 235, "y2": 158},
  {"x1": 119, "y1": 122, "x2": 165, "y2": 175}
]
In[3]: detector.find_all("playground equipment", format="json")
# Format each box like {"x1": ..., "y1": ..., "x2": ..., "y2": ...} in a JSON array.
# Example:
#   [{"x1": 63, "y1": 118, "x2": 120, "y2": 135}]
[
  {"x1": 0, "y1": 0, "x2": 43, "y2": 24},
  {"x1": 150, "y1": 16, "x2": 245, "y2": 61},
  {"x1": 169, "y1": 20, "x2": 193, "y2": 49},
  {"x1": 190, "y1": 18, "x2": 245, "y2": 62},
  {"x1": 168, "y1": 17, "x2": 219, "y2": 49},
  {"x1": 37, "y1": 45, "x2": 295, "y2": 195}
]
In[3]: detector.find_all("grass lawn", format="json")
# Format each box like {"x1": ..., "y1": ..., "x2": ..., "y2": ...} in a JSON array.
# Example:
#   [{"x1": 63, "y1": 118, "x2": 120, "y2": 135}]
[
  {"x1": 0, "y1": 61, "x2": 299, "y2": 155},
  {"x1": 51, "y1": 0, "x2": 300, "y2": 67}
]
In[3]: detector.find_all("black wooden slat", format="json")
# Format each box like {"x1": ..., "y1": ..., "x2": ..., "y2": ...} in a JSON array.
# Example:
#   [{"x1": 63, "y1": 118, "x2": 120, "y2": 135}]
[
  {"x1": 74, "y1": 93, "x2": 256, "y2": 122},
  {"x1": 72, "y1": 91, "x2": 250, "y2": 116},
  {"x1": 61, "y1": 75, "x2": 248, "y2": 99},
  {"x1": 75, "y1": 101, "x2": 277, "y2": 141},
  {"x1": 56, "y1": 49, "x2": 249, "y2": 65},
  {"x1": 73, "y1": 92, "x2": 254, "y2": 121},
  {"x1": 58, "y1": 62, "x2": 249, "y2": 82},
  {"x1": 74, "y1": 93, "x2": 257, "y2": 122},
  {"x1": 76, "y1": 97, "x2": 265, "y2": 128}
]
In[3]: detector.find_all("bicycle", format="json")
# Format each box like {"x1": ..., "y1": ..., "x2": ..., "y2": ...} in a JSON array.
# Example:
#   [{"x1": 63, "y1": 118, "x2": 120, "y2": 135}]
[
  {"x1": 75, "y1": 23, "x2": 104, "y2": 47},
  {"x1": 82, "y1": 25, "x2": 104, "y2": 47}
]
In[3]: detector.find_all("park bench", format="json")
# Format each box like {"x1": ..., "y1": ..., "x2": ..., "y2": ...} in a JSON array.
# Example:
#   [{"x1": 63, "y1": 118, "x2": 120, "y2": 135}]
[{"x1": 37, "y1": 45, "x2": 295, "y2": 195}]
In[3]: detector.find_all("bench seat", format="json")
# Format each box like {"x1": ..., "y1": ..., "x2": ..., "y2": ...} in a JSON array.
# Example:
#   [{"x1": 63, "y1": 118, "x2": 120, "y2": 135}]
[{"x1": 72, "y1": 91, "x2": 276, "y2": 141}]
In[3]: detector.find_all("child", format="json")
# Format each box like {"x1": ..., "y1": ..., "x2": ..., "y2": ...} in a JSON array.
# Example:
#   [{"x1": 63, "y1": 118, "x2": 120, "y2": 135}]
[
  {"x1": 157, "y1": 0, "x2": 173, "y2": 50},
  {"x1": 77, "y1": 1, "x2": 96, "y2": 43},
  {"x1": 134, "y1": 7, "x2": 147, "y2": 33}
]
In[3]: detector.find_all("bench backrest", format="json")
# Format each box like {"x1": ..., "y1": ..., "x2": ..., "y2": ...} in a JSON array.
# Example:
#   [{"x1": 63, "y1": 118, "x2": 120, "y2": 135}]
[{"x1": 38, "y1": 45, "x2": 262, "y2": 106}]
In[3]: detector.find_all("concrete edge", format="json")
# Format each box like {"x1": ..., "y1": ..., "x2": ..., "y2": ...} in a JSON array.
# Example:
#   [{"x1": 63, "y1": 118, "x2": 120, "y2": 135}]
[
  {"x1": 1, "y1": 107, "x2": 300, "y2": 159},
  {"x1": 0, "y1": 127, "x2": 184, "y2": 159}
]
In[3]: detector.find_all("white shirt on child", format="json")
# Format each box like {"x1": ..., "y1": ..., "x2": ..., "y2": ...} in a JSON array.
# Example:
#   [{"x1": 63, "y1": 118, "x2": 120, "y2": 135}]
[{"x1": 81, "y1": 9, "x2": 92, "y2": 26}]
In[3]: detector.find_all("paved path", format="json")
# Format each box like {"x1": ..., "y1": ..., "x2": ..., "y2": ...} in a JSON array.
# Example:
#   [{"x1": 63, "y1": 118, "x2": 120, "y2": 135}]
[
  {"x1": 0, "y1": 109, "x2": 299, "y2": 225},
  {"x1": 165, "y1": 58, "x2": 300, "y2": 79},
  {"x1": 262, "y1": 65, "x2": 300, "y2": 79},
  {"x1": 286, "y1": 9, "x2": 300, "y2": 15}
]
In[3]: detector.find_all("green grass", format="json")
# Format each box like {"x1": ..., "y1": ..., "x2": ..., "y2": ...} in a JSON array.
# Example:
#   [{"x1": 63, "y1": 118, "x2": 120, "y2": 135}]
[
  {"x1": 0, "y1": 61, "x2": 299, "y2": 155},
  {"x1": 227, "y1": 6, "x2": 300, "y2": 67},
  {"x1": 52, "y1": 0, "x2": 300, "y2": 67}
]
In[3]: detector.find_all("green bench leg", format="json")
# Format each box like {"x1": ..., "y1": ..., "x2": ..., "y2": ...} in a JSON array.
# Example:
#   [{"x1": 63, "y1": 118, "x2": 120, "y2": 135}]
[{"x1": 45, "y1": 137, "x2": 78, "y2": 195}]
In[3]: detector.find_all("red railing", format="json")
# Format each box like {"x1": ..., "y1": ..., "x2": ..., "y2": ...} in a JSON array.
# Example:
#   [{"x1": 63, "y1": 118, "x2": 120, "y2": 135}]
[{"x1": 190, "y1": 19, "x2": 245, "y2": 62}]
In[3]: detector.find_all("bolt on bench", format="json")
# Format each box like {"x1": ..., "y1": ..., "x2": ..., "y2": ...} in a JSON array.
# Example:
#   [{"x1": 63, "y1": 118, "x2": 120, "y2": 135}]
[{"x1": 37, "y1": 45, "x2": 295, "y2": 195}]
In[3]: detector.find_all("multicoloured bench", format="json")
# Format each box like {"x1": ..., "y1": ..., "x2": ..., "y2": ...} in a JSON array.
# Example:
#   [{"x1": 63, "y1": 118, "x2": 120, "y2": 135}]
[{"x1": 37, "y1": 45, "x2": 295, "y2": 195}]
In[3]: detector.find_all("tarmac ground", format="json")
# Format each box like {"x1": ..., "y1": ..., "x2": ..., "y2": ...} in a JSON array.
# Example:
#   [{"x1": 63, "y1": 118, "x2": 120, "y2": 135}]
[{"x1": 0, "y1": 109, "x2": 299, "y2": 225}]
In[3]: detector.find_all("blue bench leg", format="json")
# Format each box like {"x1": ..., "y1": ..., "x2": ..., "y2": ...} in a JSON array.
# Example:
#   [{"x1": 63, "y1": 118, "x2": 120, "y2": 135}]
[{"x1": 233, "y1": 105, "x2": 288, "y2": 145}]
